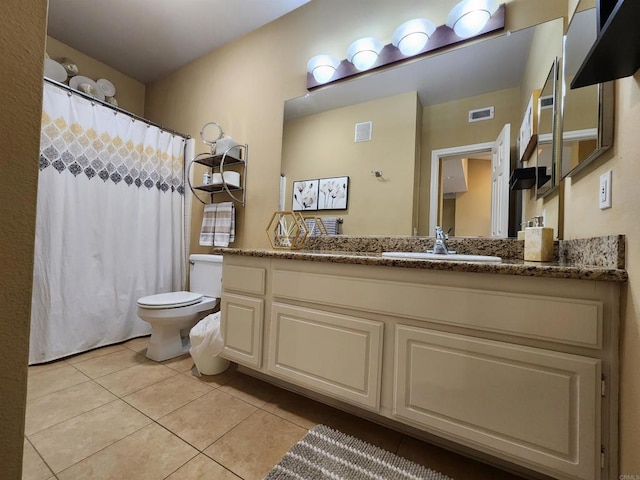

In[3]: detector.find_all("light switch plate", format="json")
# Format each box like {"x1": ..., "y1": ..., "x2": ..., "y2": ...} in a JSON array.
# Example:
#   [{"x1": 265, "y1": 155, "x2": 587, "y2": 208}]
[{"x1": 599, "y1": 170, "x2": 612, "y2": 209}]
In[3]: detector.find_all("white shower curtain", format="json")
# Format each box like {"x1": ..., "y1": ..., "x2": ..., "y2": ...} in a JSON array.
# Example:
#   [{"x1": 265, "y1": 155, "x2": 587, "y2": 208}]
[{"x1": 30, "y1": 83, "x2": 186, "y2": 364}]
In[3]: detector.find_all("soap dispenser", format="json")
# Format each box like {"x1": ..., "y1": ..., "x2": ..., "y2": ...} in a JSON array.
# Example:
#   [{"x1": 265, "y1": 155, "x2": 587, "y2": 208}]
[{"x1": 524, "y1": 216, "x2": 554, "y2": 262}]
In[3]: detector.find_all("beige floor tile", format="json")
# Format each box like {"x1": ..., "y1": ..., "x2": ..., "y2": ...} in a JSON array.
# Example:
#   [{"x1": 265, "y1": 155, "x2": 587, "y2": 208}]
[
  {"x1": 72, "y1": 348, "x2": 147, "y2": 379},
  {"x1": 396, "y1": 435, "x2": 527, "y2": 480},
  {"x1": 22, "y1": 438, "x2": 54, "y2": 480},
  {"x1": 57, "y1": 423, "x2": 197, "y2": 480},
  {"x1": 218, "y1": 372, "x2": 280, "y2": 408},
  {"x1": 162, "y1": 353, "x2": 196, "y2": 373},
  {"x1": 183, "y1": 362, "x2": 239, "y2": 388},
  {"x1": 165, "y1": 453, "x2": 241, "y2": 480},
  {"x1": 263, "y1": 388, "x2": 335, "y2": 429},
  {"x1": 29, "y1": 399, "x2": 151, "y2": 473},
  {"x1": 123, "y1": 374, "x2": 212, "y2": 419},
  {"x1": 324, "y1": 409, "x2": 403, "y2": 453},
  {"x1": 94, "y1": 361, "x2": 177, "y2": 397},
  {"x1": 158, "y1": 389, "x2": 257, "y2": 450},
  {"x1": 28, "y1": 359, "x2": 68, "y2": 376},
  {"x1": 204, "y1": 410, "x2": 306, "y2": 480},
  {"x1": 25, "y1": 381, "x2": 117, "y2": 435},
  {"x1": 27, "y1": 364, "x2": 90, "y2": 401},
  {"x1": 121, "y1": 335, "x2": 151, "y2": 353},
  {"x1": 65, "y1": 344, "x2": 127, "y2": 364}
]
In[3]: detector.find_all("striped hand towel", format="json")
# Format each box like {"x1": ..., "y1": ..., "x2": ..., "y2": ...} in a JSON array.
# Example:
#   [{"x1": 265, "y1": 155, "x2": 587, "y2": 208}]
[{"x1": 200, "y1": 202, "x2": 235, "y2": 247}]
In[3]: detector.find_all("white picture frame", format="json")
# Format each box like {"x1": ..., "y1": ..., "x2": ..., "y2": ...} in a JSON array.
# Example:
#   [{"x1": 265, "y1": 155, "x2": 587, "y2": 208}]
[{"x1": 318, "y1": 176, "x2": 349, "y2": 210}]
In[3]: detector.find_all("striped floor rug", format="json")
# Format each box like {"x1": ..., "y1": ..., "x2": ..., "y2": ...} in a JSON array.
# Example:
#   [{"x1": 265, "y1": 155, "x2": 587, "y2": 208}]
[{"x1": 264, "y1": 424, "x2": 453, "y2": 480}]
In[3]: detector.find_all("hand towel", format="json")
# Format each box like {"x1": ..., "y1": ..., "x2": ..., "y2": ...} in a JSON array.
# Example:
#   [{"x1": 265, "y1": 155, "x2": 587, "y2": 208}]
[{"x1": 200, "y1": 202, "x2": 235, "y2": 247}]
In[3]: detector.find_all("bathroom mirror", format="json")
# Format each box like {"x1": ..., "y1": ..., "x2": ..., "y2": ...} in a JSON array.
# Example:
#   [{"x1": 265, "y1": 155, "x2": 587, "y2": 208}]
[
  {"x1": 560, "y1": 3, "x2": 614, "y2": 179},
  {"x1": 282, "y1": 18, "x2": 564, "y2": 237},
  {"x1": 536, "y1": 59, "x2": 560, "y2": 199}
]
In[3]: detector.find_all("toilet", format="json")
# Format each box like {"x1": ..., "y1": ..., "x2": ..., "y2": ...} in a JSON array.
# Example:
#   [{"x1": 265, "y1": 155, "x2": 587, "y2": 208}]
[{"x1": 137, "y1": 254, "x2": 223, "y2": 362}]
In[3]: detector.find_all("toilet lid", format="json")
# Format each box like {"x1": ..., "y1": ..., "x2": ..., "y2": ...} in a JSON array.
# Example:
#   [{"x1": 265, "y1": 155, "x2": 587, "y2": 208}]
[{"x1": 137, "y1": 291, "x2": 203, "y2": 309}]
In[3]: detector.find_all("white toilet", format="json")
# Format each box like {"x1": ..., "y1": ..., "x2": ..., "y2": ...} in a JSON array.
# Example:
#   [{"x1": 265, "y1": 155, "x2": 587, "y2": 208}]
[{"x1": 137, "y1": 254, "x2": 223, "y2": 362}]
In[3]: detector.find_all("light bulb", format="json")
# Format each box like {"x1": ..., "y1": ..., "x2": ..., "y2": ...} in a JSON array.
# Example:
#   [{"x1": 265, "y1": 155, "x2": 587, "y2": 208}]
[
  {"x1": 392, "y1": 19, "x2": 436, "y2": 56},
  {"x1": 446, "y1": 0, "x2": 499, "y2": 38},
  {"x1": 307, "y1": 54, "x2": 340, "y2": 83},
  {"x1": 347, "y1": 37, "x2": 384, "y2": 71}
]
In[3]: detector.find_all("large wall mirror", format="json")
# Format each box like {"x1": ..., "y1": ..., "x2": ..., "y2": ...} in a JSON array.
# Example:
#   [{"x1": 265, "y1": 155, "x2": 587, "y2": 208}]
[
  {"x1": 561, "y1": 2, "x2": 614, "y2": 179},
  {"x1": 536, "y1": 58, "x2": 561, "y2": 199},
  {"x1": 282, "y1": 17, "x2": 564, "y2": 237}
]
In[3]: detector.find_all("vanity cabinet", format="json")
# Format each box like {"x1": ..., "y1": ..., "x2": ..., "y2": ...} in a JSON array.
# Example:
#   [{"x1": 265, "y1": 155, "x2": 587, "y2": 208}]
[
  {"x1": 220, "y1": 258, "x2": 267, "y2": 367},
  {"x1": 394, "y1": 325, "x2": 600, "y2": 480},
  {"x1": 219, "y1": 254, "x2": 620, "y2": 480},
  {"x1": 268, "y1": 303, "x2": 383, "y2": 410}
]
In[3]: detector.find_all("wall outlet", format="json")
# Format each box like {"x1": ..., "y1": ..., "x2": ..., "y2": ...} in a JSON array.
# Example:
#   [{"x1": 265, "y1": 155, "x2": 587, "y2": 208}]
[{"x1": 599, "y1": 170, "x2": 612, "y2": 209}]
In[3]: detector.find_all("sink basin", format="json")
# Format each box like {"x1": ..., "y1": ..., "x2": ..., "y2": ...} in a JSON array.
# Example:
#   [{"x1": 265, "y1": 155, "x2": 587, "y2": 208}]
[{"x1": 381, "y1": 252, "x2": 502, "y2": 263}]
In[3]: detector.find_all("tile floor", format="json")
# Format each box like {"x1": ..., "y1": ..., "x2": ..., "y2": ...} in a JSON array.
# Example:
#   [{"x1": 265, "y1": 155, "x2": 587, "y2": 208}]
[{"x1": 23, "y1": 337, "x2": 528, "y2": 480}]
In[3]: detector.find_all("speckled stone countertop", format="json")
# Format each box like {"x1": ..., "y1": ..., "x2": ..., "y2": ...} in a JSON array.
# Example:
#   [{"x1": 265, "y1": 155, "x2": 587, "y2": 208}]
[{"x1": 213, "y1": 235, "x2": 627, "y2": 283}]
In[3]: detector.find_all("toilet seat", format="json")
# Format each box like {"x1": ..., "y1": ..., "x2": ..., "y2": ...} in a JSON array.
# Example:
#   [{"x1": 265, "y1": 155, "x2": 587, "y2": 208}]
[{"x1": 137, "y1": 291, "x2": 203, "y2": 309}]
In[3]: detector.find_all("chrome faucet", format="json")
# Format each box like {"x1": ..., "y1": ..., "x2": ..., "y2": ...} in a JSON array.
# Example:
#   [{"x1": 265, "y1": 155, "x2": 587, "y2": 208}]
[{"x1": 428, "y1": 226, "x2": 455, "y2": 255}]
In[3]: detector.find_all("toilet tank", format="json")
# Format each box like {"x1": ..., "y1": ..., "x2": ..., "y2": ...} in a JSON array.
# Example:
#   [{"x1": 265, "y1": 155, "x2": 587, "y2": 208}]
[{"x1": 189, "y1": 254, "x2": 223, "y2": 298}]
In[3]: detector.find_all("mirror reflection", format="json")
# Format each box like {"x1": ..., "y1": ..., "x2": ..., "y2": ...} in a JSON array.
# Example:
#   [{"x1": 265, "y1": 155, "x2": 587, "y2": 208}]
[
  {"x1": 536, "y1": 60, "x2": 558, "y2": 199},
  {"x1": 282, "y1": 18, "x2": 564, "y2": 237},
  {"x1": 561, "y1": 3, "x2": 613, "y2": 179}
]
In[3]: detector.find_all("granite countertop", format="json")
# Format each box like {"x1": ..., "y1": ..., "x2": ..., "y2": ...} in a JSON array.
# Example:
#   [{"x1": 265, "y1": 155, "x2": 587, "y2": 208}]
[{"x1": 213, "y1": 234, "x2": 628, "y2": 283}]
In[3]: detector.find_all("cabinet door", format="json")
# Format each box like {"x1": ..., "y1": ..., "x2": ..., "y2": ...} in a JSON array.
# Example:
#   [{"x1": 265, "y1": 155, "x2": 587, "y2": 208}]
[
  {"x1": 220, "y1": 293, "x2": 264, "y2": 368},
  {"x1": 269, "y1": 303, "x2": 383, "y2": 410},
  {"x1": 394, "y1": 325, "x2": 601, "y2": 480}
]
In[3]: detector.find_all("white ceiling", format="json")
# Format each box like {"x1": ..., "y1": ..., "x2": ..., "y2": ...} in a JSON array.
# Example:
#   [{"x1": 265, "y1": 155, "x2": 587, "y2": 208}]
[{"x1": 46, "y1": 0, "x2": 311, "y2": 84}]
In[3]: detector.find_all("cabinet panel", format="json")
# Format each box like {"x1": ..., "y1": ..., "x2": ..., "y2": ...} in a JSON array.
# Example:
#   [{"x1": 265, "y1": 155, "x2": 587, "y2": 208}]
[
  {"x1": 220, "y1": 293, "x2": 263, "y2": 368},
  {"x1": 273, "y1": 269, "x2": 602, "y2": 348},
  {"x1": 223, "y1": 265, "x2": 266, "y2": 295},
  {"x1": 269, "y1": 303, "x2": 383, "y2": 410},
  {"x1": 394, "y1": 325, "x2": 600, "y2": 480}
]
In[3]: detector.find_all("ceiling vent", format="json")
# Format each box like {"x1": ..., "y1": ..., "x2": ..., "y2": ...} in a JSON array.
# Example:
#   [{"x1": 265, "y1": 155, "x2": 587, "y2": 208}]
[
  {"x1": 355, "y1": 121, "x2": 372, "y2": 142},
  {"x1": 468, "y1": 106, "x2": 494, "y2": 123}
]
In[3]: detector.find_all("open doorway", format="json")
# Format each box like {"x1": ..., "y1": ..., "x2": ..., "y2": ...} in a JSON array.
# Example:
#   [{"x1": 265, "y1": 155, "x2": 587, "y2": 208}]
[
  {"x1": 429, "y1": 124, "x2": 511, "y2": 237},
  {"x1": 440, "y1": 153, "x2": 492, "y2": 237}
]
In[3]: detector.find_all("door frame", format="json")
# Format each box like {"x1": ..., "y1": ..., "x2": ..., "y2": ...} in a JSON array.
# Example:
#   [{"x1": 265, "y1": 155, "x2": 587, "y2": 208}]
[{"x1": 429, "y1": 141, "x2": 494, "y2": 235}]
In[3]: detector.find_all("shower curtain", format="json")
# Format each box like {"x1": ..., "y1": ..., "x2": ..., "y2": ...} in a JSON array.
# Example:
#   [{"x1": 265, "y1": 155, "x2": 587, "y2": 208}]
[{"x1": 30, "y1": 82, "x2": 187, "y2": 364}]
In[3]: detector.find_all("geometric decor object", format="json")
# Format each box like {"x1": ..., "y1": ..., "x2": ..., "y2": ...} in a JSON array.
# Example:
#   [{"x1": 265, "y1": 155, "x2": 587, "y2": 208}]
[{"x1": 266, "y1": 211, "x2": 309, "y2": 249}]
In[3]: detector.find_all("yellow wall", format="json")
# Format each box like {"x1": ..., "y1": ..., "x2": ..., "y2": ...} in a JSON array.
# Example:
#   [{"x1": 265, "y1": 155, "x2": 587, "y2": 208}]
[
  {"x1": 46, "y1": 36, "x2": 146, "y2": 116},
  {"x1": 0, "y1": 0, "x2": 47, "y2": 477},
  {"x1": 282, "y1": 92, "x2": 419, "y2": 235},
  {"x1": 455, "y1": 158, "x2": 492, "y2": 237},
  {"x1": 564, "y1": 74, "x2": 640, "y2": 474}
]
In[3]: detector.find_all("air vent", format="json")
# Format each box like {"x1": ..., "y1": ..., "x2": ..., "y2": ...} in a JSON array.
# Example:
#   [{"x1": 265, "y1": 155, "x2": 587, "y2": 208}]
[
  {"x1": 540, "y1": 95, "x2": 554, "y2": 109},
  {"x1": 355, "y1": 121, "x2": 372, "y2": 142},
  {"x1": 468, "y1": 106, "x2": 494, "y2": 123}
]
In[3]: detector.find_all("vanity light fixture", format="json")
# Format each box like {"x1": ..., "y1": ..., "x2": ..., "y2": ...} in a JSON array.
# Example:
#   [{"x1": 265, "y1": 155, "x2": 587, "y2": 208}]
[
  {"x1": 307, "y1": 54, "x2": 341, "y2": 84},
  {"x1": 392, "y1": 18, "x2": 436, "y2": 56},
  {"x1": 347, "y1": 37, "x2": 384, "y2": 71},
  {"x1": 306, "y1": 2, "x2": 505, "y2": 90},
  {"x1": 446, "y1": 0, "x2": 499, "y2": 38}
]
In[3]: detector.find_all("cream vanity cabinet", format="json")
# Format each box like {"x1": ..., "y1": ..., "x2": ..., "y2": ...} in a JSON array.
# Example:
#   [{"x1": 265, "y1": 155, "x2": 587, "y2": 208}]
[
  {"x1": 219, "y1": 256, "x2": 267, "y2": 367},
  {"x1": 220, "y1": 254, "x2": 620, "y2": 480}
]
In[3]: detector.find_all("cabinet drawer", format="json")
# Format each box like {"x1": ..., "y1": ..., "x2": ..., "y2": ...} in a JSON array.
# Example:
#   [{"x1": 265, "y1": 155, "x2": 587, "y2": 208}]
[
  {"x1": 268, "y1": 303, "x2": 383, "y2": 410},
  {"x1": 394, "y1": 325, "x2": 600, "y2": 480},
  {"x1": 223, "y1": 265, "x2": 266, "y2": 295},
  {"x1": 220, "y1": 293, "x2": 264, "y2": 368},
  {"x1": 272, "y1": 269, "x2": 602, "y2": 348}
]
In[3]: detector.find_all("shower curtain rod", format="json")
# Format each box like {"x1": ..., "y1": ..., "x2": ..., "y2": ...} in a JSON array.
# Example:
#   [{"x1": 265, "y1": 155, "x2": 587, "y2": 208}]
[{"x1": 43, "y1": 77, "x2": 191, "y2": 139}]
